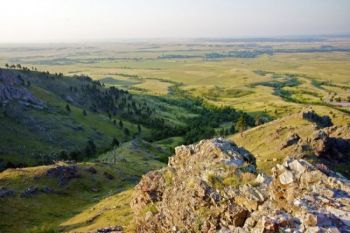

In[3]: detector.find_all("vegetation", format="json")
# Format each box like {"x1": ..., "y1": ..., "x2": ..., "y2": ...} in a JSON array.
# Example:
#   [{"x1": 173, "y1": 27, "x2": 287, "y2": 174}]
[{"x1": 1, "y1": 37, "x2": 350, "y2": 232}]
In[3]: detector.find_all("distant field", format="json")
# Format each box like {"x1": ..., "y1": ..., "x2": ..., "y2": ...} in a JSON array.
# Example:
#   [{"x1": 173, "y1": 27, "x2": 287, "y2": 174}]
[
  {"x1": 1, "y1": 38, "x2": 350, "y2": 233},
  {"x1": 1, "y1": 39, "x2": 349, "y2": 118}
]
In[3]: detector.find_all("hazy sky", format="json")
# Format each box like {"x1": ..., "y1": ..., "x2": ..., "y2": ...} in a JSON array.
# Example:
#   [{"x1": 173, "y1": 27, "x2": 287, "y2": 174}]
[{"x1": 1, "y1": 0, "x2": 349, "y2": 43}]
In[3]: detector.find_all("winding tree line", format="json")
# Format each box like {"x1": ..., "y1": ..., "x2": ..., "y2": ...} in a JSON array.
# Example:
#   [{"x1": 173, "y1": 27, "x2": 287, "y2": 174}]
[{"x1": 2, "y1": 64, "x2": 258, "y2": 166}]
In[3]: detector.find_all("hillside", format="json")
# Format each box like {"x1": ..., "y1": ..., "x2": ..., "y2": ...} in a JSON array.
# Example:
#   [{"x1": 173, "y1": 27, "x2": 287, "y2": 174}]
[
  {"x1": 0, "y1": 39, "x2": 350, "y2": 233},
  {"x1": 0, "y1": 138, "x2": 167, "y2": 233},
  {"x1": 0, "y1": 67, "x2": 252, "y2": 171},
  {"x1": 0, "y1": 67, "x2": 155, "y2": 168},
  {"x1": 1, "y1": 107, "x2": 349, "y2": 232},
  {"x1": 66, "y1": 108, "x2": 350, "y2": 232},
  {"x1": 230, "y1": 107, "x2": 350, "y2": 176}
]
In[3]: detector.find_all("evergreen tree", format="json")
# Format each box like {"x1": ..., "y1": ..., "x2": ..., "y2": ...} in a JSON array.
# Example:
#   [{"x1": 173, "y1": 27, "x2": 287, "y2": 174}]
[
  {"x1": 236, "y1": 114, "x2": 247, "y2": 137},
  {"x1": 83, "y1": 109, "x2": 87, "y2": 116},
  {"x1": 123, "y1": 128, "x2": 130, "y2": 137},
  {"x1": 229, "y1": 124, "x2": 235, "y2": 134},
  {"x1": 255, "y1": 115, "x2": 261, "y2": 126},
  {"x1": 65, "y1": 104, "x2": 71, "y2": 112},
  {"x1": 111, "y1": 137, "x2": 120, "y2": 148},
  {"x1": 137, "y1": 124, "x2": 141, "y2": 133},
  {"x1": 59, "y1": 151, "x2": 68, "y2": 160},
  {"x1": 119, "y1": 120, "x2": 123, "y2": 128},
  {"x1": 85, "y1": 140, "x2": 97, "y2": 157}
]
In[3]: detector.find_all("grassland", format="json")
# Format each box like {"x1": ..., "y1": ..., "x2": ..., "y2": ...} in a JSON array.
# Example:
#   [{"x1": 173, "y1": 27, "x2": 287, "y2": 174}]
[
  {"x1": 0, "y1": 138, "x2": 167, "y2": 233},
  {"x1": 0, "y1": 37, "x2": 349, "y2": 233},
  {"x1": 2, "y1": 38, "x2": 348, "y2": 119}
]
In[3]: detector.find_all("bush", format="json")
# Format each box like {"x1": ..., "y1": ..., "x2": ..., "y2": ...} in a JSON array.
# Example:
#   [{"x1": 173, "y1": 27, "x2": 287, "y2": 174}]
[{"x1": 28, "y1": 224, "x2": 58, "y2": 233}]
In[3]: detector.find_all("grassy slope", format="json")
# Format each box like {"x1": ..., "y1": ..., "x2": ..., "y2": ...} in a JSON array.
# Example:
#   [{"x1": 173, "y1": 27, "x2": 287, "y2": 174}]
[
  {"x1": 62, "y1": 106, "x2": 350, "y2": 233},
  {"x1": 61, "y1": 189, "x2": 133, "y2": 233},
  {"x1": 229, "y1": 105, "x2": 350, "y2": 173},
  {"x1": 0, "y1": 69, "x2": 152, "y2": 167},
  {"x1": 0, "y1": 69, "x2": 200, "y2": 167},
  {"x1": 0, "y1": 138, "x2": 167, "y2": 233}
]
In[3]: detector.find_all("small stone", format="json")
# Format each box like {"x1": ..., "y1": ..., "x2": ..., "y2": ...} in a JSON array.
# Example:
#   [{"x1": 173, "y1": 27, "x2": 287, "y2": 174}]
[
  {"x1": 279, "y1": 170, "x2": 294, "y2": 185},
  {"x1": 288, "y1": 160, "x2": 306, "y2": 178}
]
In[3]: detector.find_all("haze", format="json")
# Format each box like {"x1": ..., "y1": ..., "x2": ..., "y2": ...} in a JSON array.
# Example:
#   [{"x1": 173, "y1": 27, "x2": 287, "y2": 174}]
[{"x1": 1, "y1": 0, "x2": 350, "y2": 43}]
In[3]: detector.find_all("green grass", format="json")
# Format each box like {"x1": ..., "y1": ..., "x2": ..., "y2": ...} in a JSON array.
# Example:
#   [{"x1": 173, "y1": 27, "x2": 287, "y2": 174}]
[
  {"x1": 0, "y1": 137, "x2": 167, "y2": 233},
  {"x1": 1, "y1": 39, "x2": 350, "y2": 232},
  {"x1": 229, "y1": 106, "x2": 350, "y2": 173},
  {"x1": 0, "y1": 162, "x2": 125, "y2": 233}
]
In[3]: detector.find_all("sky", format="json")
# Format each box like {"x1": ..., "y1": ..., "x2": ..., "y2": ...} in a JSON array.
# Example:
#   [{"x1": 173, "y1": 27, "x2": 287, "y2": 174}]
[{"x1": 0, "y1": 0, "x2": 349, "y2": 43}]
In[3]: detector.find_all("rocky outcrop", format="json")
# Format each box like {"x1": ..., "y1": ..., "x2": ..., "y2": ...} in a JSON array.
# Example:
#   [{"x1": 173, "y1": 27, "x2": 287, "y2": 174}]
[
  {"x1": 90, "y1": 226, "x2": 123, "y2": 233},
  {"x1": 0, "y1": 187, "x2": 15, "y2": 198},
  {"x1": 131, "y1": 138, "x2": 350, "y2": 232},
  {"x1": 0, "y1": 69, "x2": 45, "y2": 108},
  {"x1": 281, "y1": 133, "x2": 300, "y2": 149},
  {"x1": 300, "y1": 109, "x2": 333, "y2": 128},
  {"x1": 279, "y1": 125, "x2": 350, "y2": 166},
  {"x1": 308, "y1": 129, "x2": 350, "y2": 161},
  {"x1": 20, "y1": 186, "x2": 54, "y2": 198},
  {"x1": 46, "y1": 165, "x2": 81, "y2": 186}
]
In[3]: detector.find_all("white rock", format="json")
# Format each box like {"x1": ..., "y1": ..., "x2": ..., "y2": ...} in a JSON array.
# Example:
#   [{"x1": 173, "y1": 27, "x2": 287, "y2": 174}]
[
  {"x1": 288, "y1": 160, "x2": 306, "y2": 178},
  {"x1": 279, "y1": 170, "x2": 294, "y2": 185}
]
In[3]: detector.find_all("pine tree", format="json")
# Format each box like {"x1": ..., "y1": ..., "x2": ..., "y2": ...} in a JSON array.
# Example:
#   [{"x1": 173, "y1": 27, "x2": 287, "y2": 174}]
[
  {"x1": 111, "y1": 137, "x2": 120, "y2": 148},
  {"x1": 85, "y1": 140, "x2": 97, "y2": 157},
  {"x1": 236, "y1": 114, "x2": 247, "y2": 137},
  {"x1": 137, "y1": 124, "x2": 141, "y2": 133},
  {"x1": 65, "y1": 104, "x2": 71, "y2": 112},
  {"x1": 255, "y1": 115, "x2": 261, "y2": 126},
  {"x1": 229, "y1": 124, "x2": 235, "y2": 134},
  {"x1": 123, "y1": 128, "x2": 130, "y2": 137}
]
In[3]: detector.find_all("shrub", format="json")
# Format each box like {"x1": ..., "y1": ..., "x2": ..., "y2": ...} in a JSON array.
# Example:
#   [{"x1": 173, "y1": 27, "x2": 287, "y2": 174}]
[{"x1": 28, "y1": 224, "x2": 59, "y2": 233}]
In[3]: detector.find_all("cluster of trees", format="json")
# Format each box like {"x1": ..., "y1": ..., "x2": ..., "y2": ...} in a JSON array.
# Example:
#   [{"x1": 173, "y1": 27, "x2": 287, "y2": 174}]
[
  {"x1": 1, "y1": 65, "x2": 262, "y2": 167},
  {"x1": 5, "y1": 63, "x2": 39, "y2": 72},
  {"x1": 205, "y1": 50, "x2": 273, "y2": 59},
  {"x1": 182, "y1": 107, "x2": 255, "y2": 144}
]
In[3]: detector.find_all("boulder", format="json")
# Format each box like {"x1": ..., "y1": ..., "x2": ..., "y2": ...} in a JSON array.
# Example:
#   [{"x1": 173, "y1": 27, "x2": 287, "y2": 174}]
[
  {"x1": 300, "y1": 109, "x2": 333, "y2": 128},
  {"x1": 309, "y1": 130, "x2": 350, "y2": 161},
  {"x1": 46, "y1": 165, "x2": 81, "y2": 186},
  {"x1": 103, "y1": 172, "x2": 114, "y2": 180},
  {"x1": 281, "y1": 133, "x2": 300, "y2": 149},
  {"x1": 91, "y1": 226, "x2": 123, "y2": 233},
  {"x1": 0, "y1": 187, "x2": 15, "y2": 198}
]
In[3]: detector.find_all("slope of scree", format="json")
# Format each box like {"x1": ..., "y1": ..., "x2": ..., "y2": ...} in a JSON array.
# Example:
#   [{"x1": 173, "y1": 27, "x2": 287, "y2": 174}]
[{"x1": 131, "y1": 138, "x2": 350, "y2": 232}]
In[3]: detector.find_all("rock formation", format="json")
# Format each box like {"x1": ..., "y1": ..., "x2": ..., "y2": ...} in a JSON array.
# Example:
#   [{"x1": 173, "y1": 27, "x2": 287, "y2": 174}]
[
  {"x1": 300, "y1": 109, "x2": 333, "y2": 128},
  {"x1": 0, "y1": 69, "x2": 45, "y2": 108},
  {"x1": 131, "y1": 138, "x2": 350, "y2": 232}
]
